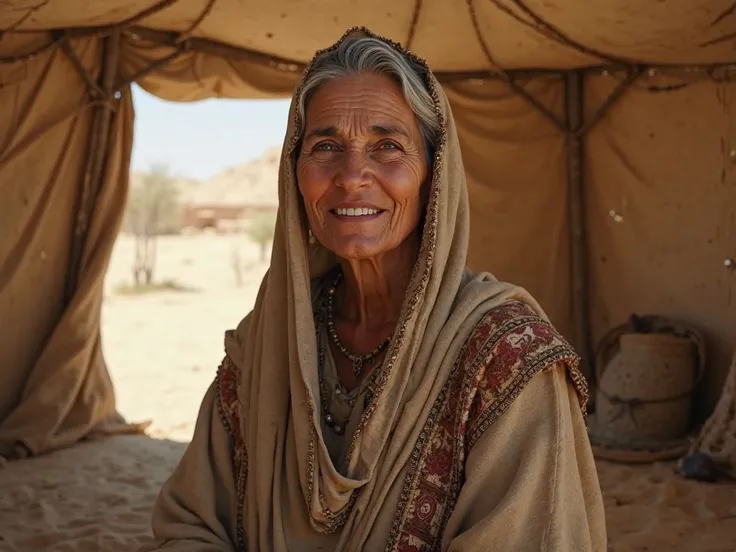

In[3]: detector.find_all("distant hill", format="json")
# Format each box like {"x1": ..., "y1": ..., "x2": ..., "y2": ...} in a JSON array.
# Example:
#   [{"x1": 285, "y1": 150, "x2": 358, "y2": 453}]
[
  {"x1": 130, "y1": 146, "x2": 281, "y2": 209},
  {"x1": 182, "y1": 147, "x2": 281, "y2": 208}
]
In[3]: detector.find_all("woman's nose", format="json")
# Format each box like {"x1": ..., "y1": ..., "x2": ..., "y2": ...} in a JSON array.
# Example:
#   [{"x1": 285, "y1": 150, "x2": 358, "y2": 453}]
[{"x1": 335, "y1": 151, "x2": 370, "y2": 191}]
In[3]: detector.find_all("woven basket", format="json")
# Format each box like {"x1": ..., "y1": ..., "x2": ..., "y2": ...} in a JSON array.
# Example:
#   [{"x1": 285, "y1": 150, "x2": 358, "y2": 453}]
[
  {"x1": 589, "y1": 315, "x2": 705, "y2": 461},
  {"x1": 688, "y1": 352, "x2": 736, "y2": 478}
]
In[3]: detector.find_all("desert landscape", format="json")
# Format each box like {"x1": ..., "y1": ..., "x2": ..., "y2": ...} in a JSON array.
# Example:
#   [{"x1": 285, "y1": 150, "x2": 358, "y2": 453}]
[
  {"x1": 103, "y1": 233, "x2": 269, "y2": 442},
  {"x1": 1, "y1": 232, "x2": 736, "y2": 551}
]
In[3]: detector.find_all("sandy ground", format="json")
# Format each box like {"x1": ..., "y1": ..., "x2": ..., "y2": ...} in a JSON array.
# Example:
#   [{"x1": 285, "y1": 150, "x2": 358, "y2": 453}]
[
  {"x1": 102, "y1": 234, "x2": 268, "y2": 442},
  {"x1": 1, "y1": 233, "x2": 736, "y2": 551}
]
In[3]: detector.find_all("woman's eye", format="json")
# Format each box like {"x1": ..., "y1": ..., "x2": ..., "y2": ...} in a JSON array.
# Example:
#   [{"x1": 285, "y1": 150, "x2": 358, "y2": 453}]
[
  {"x1": 378, "y1": 141, "x2": 399, "y2": 151},
  {"x1": 314, "y1": 142, "x2": 336, "y2": 152}
]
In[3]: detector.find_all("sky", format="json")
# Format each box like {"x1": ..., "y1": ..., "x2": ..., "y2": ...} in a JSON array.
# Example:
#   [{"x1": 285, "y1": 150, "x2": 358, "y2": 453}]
[{"x1": 130, "y1": 85, "x2": 291, "y2": 180}]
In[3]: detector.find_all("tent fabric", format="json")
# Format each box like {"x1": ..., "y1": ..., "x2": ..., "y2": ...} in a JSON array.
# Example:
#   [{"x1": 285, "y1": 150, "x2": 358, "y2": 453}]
[
  {"x1": 0, "y1": 3, "x2": 735, "y2": 456},
  {"x1": 120, "y1": 36, "x2": 299, "y2": 101},
  {"x1": 2, "y1": 1, "x2": 736, "y2": 71},
  {"x1": 0, "y1": 33, "x2": 139, "y2": 455},
  {"x1": 443, "y1": 77, "x2": 573, "y2": 339},
  {"x1": 585, "y1": 73, "x2": 736, "y2": 412}
]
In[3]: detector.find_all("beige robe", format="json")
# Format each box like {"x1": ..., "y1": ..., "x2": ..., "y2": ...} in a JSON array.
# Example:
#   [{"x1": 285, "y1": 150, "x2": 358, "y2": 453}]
[{"x1": 141, "y1": 359, "x2": 604, "y2": 551}]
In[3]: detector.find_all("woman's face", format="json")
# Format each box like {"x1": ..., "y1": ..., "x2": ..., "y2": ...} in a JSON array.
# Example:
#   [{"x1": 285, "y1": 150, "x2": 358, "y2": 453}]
[{"x1": 297, "y1": 73, "x2": 429, "y2": 261}]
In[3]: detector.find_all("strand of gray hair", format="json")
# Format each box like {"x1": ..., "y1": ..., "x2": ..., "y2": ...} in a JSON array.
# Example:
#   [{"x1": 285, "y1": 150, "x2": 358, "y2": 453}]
[{"x1": 297, "y1": 36, "x2": 440, "y2": 161}]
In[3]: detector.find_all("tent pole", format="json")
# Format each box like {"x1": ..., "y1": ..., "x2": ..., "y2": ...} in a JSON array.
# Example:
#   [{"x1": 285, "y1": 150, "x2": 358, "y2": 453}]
[
  {"x1": 64, "y1": 30, "x2": 122, "y2": 304},
  {"x1": 565, "y1": 70, "x2": 594, "y2": 386}
]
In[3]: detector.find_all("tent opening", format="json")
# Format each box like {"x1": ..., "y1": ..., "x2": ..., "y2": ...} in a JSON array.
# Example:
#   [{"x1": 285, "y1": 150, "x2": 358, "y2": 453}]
[{"x1": 101, "y1": 85, "x2": 290, "y2": 441}]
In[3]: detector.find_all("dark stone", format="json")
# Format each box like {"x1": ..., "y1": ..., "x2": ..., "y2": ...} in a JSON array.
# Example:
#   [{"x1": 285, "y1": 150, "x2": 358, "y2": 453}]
[{"x1": 678, "y1": 452, "x2": 720, "y2": 483}]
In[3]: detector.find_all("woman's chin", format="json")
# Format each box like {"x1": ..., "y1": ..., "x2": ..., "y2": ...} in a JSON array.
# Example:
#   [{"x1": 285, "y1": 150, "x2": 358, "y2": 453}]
[{"x1": 325, "y1": 237, "x2": 388, "y2": 262}]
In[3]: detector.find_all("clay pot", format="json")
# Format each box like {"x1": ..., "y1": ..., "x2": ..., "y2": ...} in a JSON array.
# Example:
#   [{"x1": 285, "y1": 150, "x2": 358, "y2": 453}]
[{"x1": 596, "y1": 332, "x2": 696, "y2": 443}]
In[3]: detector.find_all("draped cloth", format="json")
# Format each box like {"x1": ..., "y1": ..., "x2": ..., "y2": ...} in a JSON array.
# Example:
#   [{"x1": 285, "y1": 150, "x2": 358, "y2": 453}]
[{"x1": 141, "y1": 27, "x2": 606, "y2": 551}]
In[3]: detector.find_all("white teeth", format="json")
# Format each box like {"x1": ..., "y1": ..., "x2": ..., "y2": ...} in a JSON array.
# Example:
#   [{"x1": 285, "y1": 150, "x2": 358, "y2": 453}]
[{"x1": 335, "y1": 207, "x2": 380, "y2": 216}]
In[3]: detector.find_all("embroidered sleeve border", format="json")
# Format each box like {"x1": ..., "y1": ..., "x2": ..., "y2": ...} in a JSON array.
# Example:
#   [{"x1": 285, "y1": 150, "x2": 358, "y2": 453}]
[
  {"x1": 386, "y1": 300, "x2": 588, "y2": 552},
  {"x1": 216, "y1": 356, "x2": 248, "y2": 552}
]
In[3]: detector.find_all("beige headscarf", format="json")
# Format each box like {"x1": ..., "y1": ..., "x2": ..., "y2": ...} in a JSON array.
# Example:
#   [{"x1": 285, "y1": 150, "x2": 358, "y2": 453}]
[{"x1": 225, "y1": 28, "x2": 545, "y2": 551}]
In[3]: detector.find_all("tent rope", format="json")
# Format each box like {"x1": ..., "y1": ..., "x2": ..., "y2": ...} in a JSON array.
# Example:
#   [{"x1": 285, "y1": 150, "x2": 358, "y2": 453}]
[
  {"x1": 571, "y1": 68, "x2": 642, "y2": 138},
  {"x1": 64, "y1": 30, "x2": 122, "y2": 304},
  {"x1": 115, "y1": 44, "x2": 189, "y2": 91},
  {"x1": 0, "y1": 99, "x2": 109, "y2": 168},
  {"x1": 60, "y1": 32, "x2": 107, "y2": 100},
  {"x1": 112, "y1": 0, "x2": 180, "y2": 33},
  {"x1": 405, "y1": 0, "x2": 423, "y2": 51},
  {"x1": 465, "y1": 0, "x2": 568, "y2": 132},
  {"x1": 0, "y1": 34, "x2": 62, "y2": 63},
  {"x1": 174, "y1": 0, "x2": 216, "y2": 44},
  {"x1": 711, "y1": 3, "x2": 736, "y2": 27},
  {"x1": 702, "y1": 29, "x2": 736, "y2": 48},
  {"x1": 0, "y1": 0, "x2": 49, "y2": 38},
  {"x1": 507, "y1": 0, "x2": 633, "y2": 66},
  {"x1": 2, "y1": 33, "x2": 735, "y2": 88}
]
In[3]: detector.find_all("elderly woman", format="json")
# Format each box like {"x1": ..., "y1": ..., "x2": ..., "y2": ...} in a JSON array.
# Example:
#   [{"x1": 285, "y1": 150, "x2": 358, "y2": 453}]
[{"x1": 141, "y1": 28, "x2": 606, "y2": 552}]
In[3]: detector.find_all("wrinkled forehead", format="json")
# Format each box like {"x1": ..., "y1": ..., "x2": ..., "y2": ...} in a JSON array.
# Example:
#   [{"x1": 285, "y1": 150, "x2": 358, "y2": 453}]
[{"x1": 301, "y1": 75, "x2": 422, "y2": 138}]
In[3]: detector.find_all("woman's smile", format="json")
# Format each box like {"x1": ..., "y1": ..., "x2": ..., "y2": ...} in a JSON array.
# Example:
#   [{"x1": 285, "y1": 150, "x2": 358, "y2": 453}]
[{"x1": 329, "y1": 206, "x2": 386, "y2": 222}]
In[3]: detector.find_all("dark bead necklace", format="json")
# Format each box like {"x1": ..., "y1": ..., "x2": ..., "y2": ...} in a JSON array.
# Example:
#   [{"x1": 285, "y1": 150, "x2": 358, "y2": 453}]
[{"x1": 326, "y1": 272, "x2": 391, "y2": 379}]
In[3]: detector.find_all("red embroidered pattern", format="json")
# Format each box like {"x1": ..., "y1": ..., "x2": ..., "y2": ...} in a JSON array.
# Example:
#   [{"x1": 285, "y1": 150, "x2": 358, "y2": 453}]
[
  {"x1": 386, "y1": 301, "x2": 585, "y2": 552},
  {"x1": 215, "y1": 357, "x2": 248, "y2": 552}
]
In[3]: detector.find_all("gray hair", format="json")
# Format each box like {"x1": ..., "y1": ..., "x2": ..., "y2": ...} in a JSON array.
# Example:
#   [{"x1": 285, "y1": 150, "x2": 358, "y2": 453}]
[{"x1": 296, "y1": 36, "x2": 440, "y2": 161}]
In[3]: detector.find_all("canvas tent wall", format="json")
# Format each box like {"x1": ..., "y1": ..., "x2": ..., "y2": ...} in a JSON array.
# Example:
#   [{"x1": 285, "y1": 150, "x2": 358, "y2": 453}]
[{"x1": 1, "y1": 0, "x2": 735, "y2": 456}]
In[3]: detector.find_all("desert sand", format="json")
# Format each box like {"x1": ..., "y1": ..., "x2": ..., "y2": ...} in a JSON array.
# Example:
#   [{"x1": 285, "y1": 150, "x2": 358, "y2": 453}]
[{"x1": 1, "y1": 233, "x2": 735, "y2": 551}]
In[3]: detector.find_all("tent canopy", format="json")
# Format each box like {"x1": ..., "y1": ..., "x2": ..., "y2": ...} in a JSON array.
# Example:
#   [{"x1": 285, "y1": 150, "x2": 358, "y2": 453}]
[
  {"x1": 3, "y1": 0, "x2": 736, "y2": 72},
  {"x1": 1, "y1": 0, "x2": 735, "y2": 456}
]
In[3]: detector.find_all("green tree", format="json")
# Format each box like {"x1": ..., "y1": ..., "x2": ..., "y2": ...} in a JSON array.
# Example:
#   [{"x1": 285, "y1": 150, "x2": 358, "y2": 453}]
[
  {"x1": 245, "y1": 212, "x2": 276, "y2": 262},
  {"x1": 125, "y1": 164, "x2": 181, "y2": 285}
]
